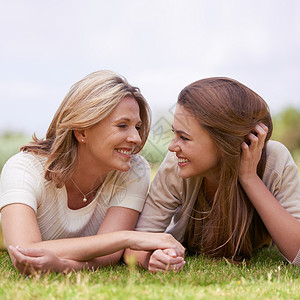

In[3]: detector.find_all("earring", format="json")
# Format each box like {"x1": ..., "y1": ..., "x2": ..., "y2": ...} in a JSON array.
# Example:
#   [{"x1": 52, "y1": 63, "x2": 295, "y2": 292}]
[{"x1": 81, "y1": 139, "x2": 84, "y2": 142}]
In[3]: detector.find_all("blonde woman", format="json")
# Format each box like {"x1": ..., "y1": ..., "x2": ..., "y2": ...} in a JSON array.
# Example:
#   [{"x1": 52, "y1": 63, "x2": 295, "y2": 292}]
[
  {"x1": 0, "y1": 71, "x2": 184, "y2": 274},
  {"x1": 125, "y1": 77, "x2": 300, "y2": 272}
]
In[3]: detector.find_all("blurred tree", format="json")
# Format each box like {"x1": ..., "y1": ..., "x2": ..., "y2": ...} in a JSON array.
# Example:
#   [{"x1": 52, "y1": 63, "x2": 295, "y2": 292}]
[
  {"x1": 0, "y1": 131, "x2": 30, "y2": 172},
  {"x1": 272, "y1": 107, "x2": 300, "y2": 161}
]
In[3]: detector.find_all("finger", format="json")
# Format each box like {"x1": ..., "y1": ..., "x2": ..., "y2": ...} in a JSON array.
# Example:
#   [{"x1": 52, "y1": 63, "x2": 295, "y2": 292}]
[
  {"x1": 16, "y1": 246, "x2": 46, "y2": 258},
  {"x1": 148, "y1": 256, "x2": 169, "y2": 273},
  {"x1": 9, "y1": 246, "x2": 40, "y2": 275},
  {"x1": 177, "y1": 245, "x2": 185, "y2": 257},
  {"x1": 9, "y1": 246, "x2": 32, "y2": 274},
  {"x1": 247, "y1": 132, "x2": 259, "y2": 148},
  {"x1": 258, "y1": 122, "x2": 268, "y2": 132},
  {"x1": 9, "y1": 246, "x2": 41, "y2": 265},
  {"x1": 255, "y1": 123, "x2": 268, "y2": 147},
  {"x1": 163, "y1": 234, "x2": 185, "y2": 256},
  {"x1": 148, "y1": 253, "x2": 185, "y2": 273},
  {"x1": 9, "y1": 246, "x2": 26, "y2": 261},
  {"x1": 154, "y1": 249, "x2": 185, "y2": 265},
  {"x1": 167, "y1": 260, "x2": 186, "y2": 272},
  {"x1": 153, "y1": 260, "x2": 185, "y2": 272},
  {"x1": 241, "y1": 141, "x2": 249, "y2": 152},
  {"x1": 172, "y1": 242, "x2": 185, "y2": 257},
  {"x1": 163, "y1": 248, "x2": 177, "y2": 257},
  {"x1": 160, "y1": 250, "x2": 184, "y2": 264}
]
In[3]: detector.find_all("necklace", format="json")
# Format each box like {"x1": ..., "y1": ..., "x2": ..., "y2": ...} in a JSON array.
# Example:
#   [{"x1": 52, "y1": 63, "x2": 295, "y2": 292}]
[{"x1": 71, "y1": 178, "x2": 101, "y2": 202}]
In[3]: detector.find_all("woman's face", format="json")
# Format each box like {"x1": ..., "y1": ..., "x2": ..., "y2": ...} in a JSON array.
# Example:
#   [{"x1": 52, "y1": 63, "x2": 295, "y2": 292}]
[
  {"x1": 168, "y1": 104, "x2": 221, "y2": 180},
  {"x1": 78, "y1": 96, "x2": 142, "y2": 175}
]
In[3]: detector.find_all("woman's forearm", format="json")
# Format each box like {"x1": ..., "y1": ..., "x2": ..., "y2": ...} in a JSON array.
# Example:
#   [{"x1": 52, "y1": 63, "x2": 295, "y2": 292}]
[
  {"x1": 59, "y1": 252, "x2": 124, "y2": 272},
  {"x1": 240, "y1": 175, "x2": 300, "y2": 261},
  {"x1": 8, "y1": 245, "x2": 125, "y2": 274},
  {"x1": 124, "y1": 249, "x2": 152, "y2": 269},
  {"x1": 18, "y1": 231, "x2": 133, "y2": 261},
  {"x1": 15, "y1": 230, "x2": 184, "y2": 262}
]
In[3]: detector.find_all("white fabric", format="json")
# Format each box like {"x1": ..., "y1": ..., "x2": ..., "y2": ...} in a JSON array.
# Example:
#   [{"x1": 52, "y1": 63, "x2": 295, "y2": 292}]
[{"x1": 0, "y1": 151, "x2": 150, "y2": 240}]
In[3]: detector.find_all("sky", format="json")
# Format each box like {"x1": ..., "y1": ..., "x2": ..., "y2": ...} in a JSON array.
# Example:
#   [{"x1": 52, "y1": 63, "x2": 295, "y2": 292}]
[{"x1": 1, "y1": 0, "x2": 300, "y2": 136}]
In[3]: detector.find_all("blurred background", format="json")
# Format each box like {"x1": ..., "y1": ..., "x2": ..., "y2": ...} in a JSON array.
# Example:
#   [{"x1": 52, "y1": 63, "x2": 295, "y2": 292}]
[{"x1": 1, "y1": 0, "x2": 300, "y2": 248}]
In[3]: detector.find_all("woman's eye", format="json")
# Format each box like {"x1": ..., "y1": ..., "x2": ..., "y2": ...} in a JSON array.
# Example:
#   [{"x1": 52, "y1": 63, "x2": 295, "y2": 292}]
[
  {"x1": 180, "y1": 136, "x2": 189, "y2": 141},
  {"x1": 171, "y1": 128, "x2": 189, "y2": 141},
  {"x1": 135, "y1": 126, "x2": 141, "y2": 131},
  {"x1": 117, "y1": 124, "x2": 127, "y2": 128}
]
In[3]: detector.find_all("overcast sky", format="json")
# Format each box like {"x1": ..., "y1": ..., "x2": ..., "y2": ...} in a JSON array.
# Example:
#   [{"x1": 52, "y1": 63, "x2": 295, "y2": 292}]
[{"x1": 1, "y1": 0, "x2": 300, "y2": 136}]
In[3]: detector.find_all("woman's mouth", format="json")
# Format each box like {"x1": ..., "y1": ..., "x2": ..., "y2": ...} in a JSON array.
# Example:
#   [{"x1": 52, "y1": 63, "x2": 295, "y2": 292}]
[
  {"x1": 115, "y1": 148, "x2": 133, "y2": 158},
  {"x1": 177, "y1": 157, "x2": 189, "y2": 167}
]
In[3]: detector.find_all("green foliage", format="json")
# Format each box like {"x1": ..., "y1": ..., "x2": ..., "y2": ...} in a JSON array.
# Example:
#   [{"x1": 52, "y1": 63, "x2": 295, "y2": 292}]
[
  {"x1": 272, "y1": 107, "x2": 300, "y2": 163},
  {"x1": 1, "y1": 247, "x2": 300, "y2": 299},
  {"x1": 0, "y1": 132, "x2": 30, "y2": 172}
]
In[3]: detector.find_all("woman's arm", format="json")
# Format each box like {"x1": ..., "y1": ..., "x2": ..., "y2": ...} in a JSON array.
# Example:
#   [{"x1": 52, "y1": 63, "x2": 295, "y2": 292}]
[
  {"x1": 239, "y1": 123, "x2": 300, "y2": 262},
  {"x1": 1, "y1": 203, "x2": 185, "y2": 273},
  {"x1": 86, "y1": 206, "x2": 140, "y2": 267}
]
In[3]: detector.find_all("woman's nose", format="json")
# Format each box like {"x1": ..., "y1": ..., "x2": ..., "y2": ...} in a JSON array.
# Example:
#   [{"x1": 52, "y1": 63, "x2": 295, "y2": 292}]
[
  {"x1": 127, "y1": 128, "x2": 142, "y2": 145},
  {"x1": 168, "y1": 138, "x2": 180, "y2": 152}
]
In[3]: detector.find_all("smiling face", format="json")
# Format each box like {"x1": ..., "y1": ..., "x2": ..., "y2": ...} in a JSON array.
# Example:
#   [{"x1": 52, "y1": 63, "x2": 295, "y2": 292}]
[
  {"x1": 76, "y1": 96, "x2": 142, "y2": 176},
  {"x1": 168, "y1": 104, "x2": 221, "y2": 180}
]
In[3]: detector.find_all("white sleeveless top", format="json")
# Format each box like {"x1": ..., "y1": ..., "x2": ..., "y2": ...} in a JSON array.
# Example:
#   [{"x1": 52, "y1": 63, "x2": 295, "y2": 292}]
[{"x1": 0, "y1": 152, "x2": 150, "y2": 240}]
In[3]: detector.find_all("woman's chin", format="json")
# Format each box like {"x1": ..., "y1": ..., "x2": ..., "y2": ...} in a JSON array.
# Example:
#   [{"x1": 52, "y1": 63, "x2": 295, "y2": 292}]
[
  {"x1": 115, "y1": 162, "x2": 131, "y2": 173},
  {"x1": 179, "y1": 170, "x2": 192, "y2": 179}
]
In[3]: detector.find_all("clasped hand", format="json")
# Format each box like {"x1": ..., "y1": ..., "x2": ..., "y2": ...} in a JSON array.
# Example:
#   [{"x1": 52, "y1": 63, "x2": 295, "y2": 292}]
[{"x1": 148, "y1": 249, "x2": 186, "y2": 273}]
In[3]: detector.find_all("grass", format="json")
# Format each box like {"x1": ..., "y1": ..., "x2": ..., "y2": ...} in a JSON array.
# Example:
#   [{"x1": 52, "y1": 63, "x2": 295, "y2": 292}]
[{"x1": 1, "y1": 247, "x2": 300, "y2": 299}]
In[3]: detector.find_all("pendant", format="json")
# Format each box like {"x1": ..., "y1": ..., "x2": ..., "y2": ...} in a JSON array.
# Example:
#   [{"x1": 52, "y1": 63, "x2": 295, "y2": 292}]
[{"x1": 83, "y1": 197, "x2": 87, "y2": 202}]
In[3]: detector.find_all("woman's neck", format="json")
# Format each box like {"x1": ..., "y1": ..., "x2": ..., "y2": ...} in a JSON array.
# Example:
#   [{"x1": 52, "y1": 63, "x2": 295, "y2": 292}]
[
  {"x1": 71, "y1": 163, "x2": 106, "y2": 193},
  {"x1": 65, "y1": 167, "x2": 106, "y2": 210}
]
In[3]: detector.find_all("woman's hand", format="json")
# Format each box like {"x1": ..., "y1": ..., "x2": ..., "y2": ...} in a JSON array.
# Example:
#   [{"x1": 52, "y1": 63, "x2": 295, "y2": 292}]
[
  {"x1": 128, "y1": 232, "x2": 185, "y2": 257},
  {"x1": 148, "y1": 249, "x2": 185, "y2": 273},
  {"x1": 8, "y1": 246, "x2": 70, "y2": 275},
  {"x1": 239, "y1": 123, "x2": 268, "y2": 184}
]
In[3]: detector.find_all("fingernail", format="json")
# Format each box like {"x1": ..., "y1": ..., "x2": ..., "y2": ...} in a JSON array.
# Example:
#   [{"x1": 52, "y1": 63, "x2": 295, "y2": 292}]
[
  {"x1": 9, "y1": 245, "x2": 13, "y2": 250},
  {"x1": 261, "y1": 123, "x2": 268, "y2": 129}
]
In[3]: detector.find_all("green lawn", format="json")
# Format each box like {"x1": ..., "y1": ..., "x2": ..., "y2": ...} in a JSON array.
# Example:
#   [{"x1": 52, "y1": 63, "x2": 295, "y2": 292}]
[{"x1": 1, "y1": 247, "x2": 300, "y2": 299}]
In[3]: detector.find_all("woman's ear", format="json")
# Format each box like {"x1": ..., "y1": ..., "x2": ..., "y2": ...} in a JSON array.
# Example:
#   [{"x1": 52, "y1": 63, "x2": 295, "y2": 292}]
[{"x1": 74, "y1": 130, "x2": 87, "y2": 143}]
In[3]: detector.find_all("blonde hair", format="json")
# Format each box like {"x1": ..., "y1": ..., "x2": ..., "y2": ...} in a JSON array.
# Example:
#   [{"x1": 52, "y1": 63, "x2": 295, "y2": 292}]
[
  {"x1": 179, "y1": 77, "x2": 273, "y2": 260},
  {"x1": 21, "y1": 70, "x2": 151, "y2": 188}
]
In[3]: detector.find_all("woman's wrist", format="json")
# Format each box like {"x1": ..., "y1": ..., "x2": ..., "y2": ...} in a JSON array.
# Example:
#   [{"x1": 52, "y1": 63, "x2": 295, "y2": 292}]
[{"x1": 239, "y1": 173, "x2": 261, "y2": 188}]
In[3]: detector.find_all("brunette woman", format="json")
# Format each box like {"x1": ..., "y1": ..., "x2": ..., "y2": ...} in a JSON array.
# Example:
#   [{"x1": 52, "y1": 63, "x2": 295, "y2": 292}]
[{"x1": 126, "y1": 77, "x2": 300, "y2": 272}]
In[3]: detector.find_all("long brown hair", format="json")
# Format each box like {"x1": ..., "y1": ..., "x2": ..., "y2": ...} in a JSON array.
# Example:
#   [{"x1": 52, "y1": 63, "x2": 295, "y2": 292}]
[
  {"x1": 179, "y1": 77, "x2": 273, "y2": 260},
  {"x1": 21, "y1": 70, "x2": 151, "y2": 188}
]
